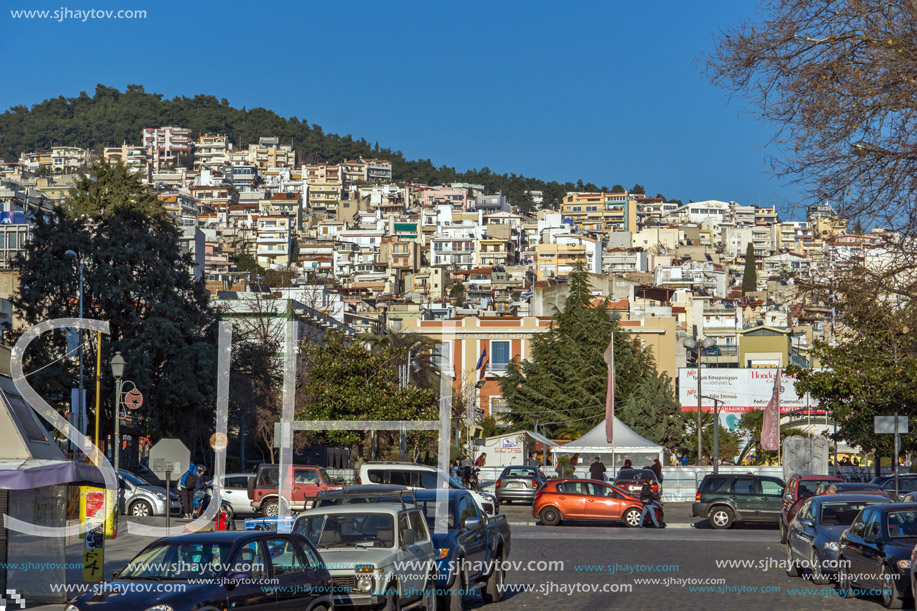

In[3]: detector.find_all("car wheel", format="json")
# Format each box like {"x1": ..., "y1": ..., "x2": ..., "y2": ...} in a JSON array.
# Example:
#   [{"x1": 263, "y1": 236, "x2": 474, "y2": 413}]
[
  {"x1": 129, "y1": 500, "x2": 153, "y2": 517},
  {"x1": 836, "y1": 557, "x2": 852, "y2": 597},
  {"x1": 810, "y1": 548, "x2": 829, "y2": 585},
  {"x1": 539, "y1": 506, "x2": 562, "y2": 526},
  {"x1": 709, "y1": 507, "x2": 734, "y2": 529},
  {"x1": 482, "y1": 552, "x2": 505, "y2": 603},
  {"x1": 623, "y1": 508, "x2": 642, "y2": 528},
  {"x1": 786, "y1": 543, "x2": 799, "y2": 577},
  {"x1": 779, "y1": 519, "x2": 787, "y2": 544},
  {"x1": 437, "y1": 563, "x2": 465, "y2": 611},
  {"x1": 221, "y1": 504, "x2": 234, "y2": 522},
  {"x1": 262, "y1": 500, "x2": 278, "y2": 517},
  {"x1": 881, "y1": 563, "x2": 904, "y2": 609}
]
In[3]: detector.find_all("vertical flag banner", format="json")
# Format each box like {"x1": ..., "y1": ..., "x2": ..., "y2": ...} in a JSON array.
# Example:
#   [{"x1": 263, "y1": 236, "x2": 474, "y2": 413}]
[
  {"x1": 603, "y1": 334, "x2": 616, "y2": 443},
  {"x1": 476, "y1": 348, "x2": 487, "y2": 381},
  {"x1": 760, "y1": 369, "x2": 781, "y2": 451}
]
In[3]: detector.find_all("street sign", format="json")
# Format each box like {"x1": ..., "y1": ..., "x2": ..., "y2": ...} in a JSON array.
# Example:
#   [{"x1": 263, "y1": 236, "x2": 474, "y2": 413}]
[
  {"x1": 148, "y1": 438, "x2": 190, "y2": 479},
  {"x1": 209, "y1": 432, "x2": 228, "y2": 451},
  {"x1": 124, "y1": 388, "x2": 143, "y2": 410},
  {"x1": 874, "y1": 416, "x2": 909, "y2": 434}
]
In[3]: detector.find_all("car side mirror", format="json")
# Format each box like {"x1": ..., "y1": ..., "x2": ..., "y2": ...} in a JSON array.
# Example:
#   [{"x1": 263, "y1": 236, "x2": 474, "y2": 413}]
[
  {"x1": 226, "y1": 571, "x2": 251, "y2": 590},
  {"x1": 401, "y1": 529, "x2": 415, "y2": 546},
  {"x1": 783, "y1": 494, "x2": 793, "y2": 502},
  {"x1": 798, "y1": 518, "x2": 814, "y2": 528},
  {"x1": 111, "y1": 570, "x2": 120, "y2": 579},
  {"x1": 463, "y1": 517, "x2": 483, "y2": 531}
]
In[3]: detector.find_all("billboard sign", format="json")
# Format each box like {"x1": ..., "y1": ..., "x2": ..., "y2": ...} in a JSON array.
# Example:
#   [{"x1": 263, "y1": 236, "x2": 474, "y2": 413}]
[{"x1": 677, "y1": 367, "x2": 816, "y2": 413}]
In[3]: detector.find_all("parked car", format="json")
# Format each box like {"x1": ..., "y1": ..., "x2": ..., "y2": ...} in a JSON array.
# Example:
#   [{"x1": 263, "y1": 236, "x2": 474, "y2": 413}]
[
  {"x1": 118, "y1": 470, "x2": 181, "y2": 517},
  {"x1": 64, "y1": 531, "x2": 332, "y2": 611},
  {"x1": 613, "y1": 468, "x2": 661, "y2": 497},
  {"x1": 780, "y1": 474, "x2": 843, "y2": 543},
  {"x1": 840, "y1": 503, "x2": 917, "y2": 608},
  {"x1": 786, "y1": 494, "x2": 888, "y2": 584},
  {"x1": 293, "y1": 502, "x2": 437, "y2": 610},
  {"x1": 247, "y1": 463, "x2": 343, "y2": 516},
  {"x1": 692, "y1": 473, "x2": 785, "y2": 529},
  {"x1": 815, "y1": 482, "x2": 890, "y2": 497},
  {"x1": 358, "y1": 461, "x2": 497, "y2": 515},
  {"x1": 221, "y1": 472, "x2": 256, "y2": 516},
  {"x1": 872, "y1": 474, "x2": 917, "y2": 498},
  {"x1": 495, "y1": 465, "x2": 547, "y2": 505},
  {"x1": 532, "y1": 479, "x2": 663, "y2": 527},
  {"x1": 312, "y1": 486, "x2": 512, "y2": 611}
]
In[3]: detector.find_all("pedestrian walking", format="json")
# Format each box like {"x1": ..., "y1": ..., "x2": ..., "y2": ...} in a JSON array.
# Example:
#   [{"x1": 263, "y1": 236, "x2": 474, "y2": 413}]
[
  {"x1": 589, "y1": 457, "x2": 606, "y2": 481},
  {"x1": 178, "y1": 463, "x2": 199, "y2": 518},
  {"x1": 639, "y1": 478, "x2": 663, "y2": 528}
]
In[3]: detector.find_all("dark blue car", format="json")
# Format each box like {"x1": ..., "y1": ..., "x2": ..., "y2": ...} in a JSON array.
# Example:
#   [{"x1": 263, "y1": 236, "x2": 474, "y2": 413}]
[
  {"x1": 64, "y1": 531, "x2": 332, "y2": 611},
  {"x1": 839, "y1": 502, "x2": 917, "y2": 609}
]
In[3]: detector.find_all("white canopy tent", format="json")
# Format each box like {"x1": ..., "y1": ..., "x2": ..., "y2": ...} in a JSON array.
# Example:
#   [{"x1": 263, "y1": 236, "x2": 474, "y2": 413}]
[{"x1": 553, "y1": 417, "x2": 664, "y2": 471}]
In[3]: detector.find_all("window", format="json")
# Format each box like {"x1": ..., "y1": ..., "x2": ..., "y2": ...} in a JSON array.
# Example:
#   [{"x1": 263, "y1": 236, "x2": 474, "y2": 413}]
[
  {"x1": 367, "y1": 470, "x2": 384, "y2": 484},
  {"x1": 294, "y1": 468, "x2": 320, "y2": 484},
  {"x1": 409, "y1": 510, "x2": 430, "y2": 542},
  {"x1": 701, "y1": 477, "x2": 727, "y2": 492},
  {"x1": 266, "y1": 538, "x2": 306, "y2": 576},
  {"x1": 223, "y1": 476, "x2": 248, "y2": 490},
  {"x1": 456, "y1": 496, "x2": 478, "y2": 527},
  {"x1": 232, "y1": 540, "x2": 267, "y2": 579},
  {"x1": 730, "y1": 478, "x2": 756, "y2": 495},
  {"x1": 760, "y1": 479, "x2": 784, "y2": 496},
  {"x1": 490, "y1": 341, "x2": 510, "y2": 372},
  {"x1": 863, "y1": 511, "x2": 881, "y2": 539},
  {"x1": 556, "y1": 482, "x2": 584, "y2": 495},
  {"x1": 388, "y1": 470, "x2": 412, "y2": 486}
]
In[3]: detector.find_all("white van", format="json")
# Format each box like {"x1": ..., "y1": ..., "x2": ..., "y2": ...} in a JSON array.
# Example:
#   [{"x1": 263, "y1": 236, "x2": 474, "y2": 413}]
[{"x1": 357, "y1": 461, "x2": 497, "y2": 515}]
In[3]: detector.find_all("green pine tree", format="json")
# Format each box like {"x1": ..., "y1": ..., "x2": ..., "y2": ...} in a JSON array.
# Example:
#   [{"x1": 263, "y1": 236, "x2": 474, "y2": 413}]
[
  {"x1": 742, "y1": 242, "x2": 758, "y2": 294},
  {"x1": 498, "y1": 263, "x2": 657, "y2": 438},
  {"x1": 618, "y1": 371, "x2": 685, "y2": 452},
  {"x1": 12, "y1": 163, "x2": 219, "y2": 452}
]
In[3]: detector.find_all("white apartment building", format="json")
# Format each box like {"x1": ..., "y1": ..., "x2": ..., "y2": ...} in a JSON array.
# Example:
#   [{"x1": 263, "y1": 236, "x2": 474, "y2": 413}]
[
  {"x1": 142, "y1": 126, "x2": 192, "y2": 165},
  {"x1": 194, "y1": 134, "x2": 232, "y2": 171},
  {"x1": 255, "y1": 215, "x2": 293, "y2": 268}
]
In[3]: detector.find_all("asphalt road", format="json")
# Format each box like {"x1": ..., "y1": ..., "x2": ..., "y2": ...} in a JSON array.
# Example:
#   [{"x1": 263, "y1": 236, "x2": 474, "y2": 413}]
[{"x1": 25, "y1": 507, "x2": 899, "y2": 610}]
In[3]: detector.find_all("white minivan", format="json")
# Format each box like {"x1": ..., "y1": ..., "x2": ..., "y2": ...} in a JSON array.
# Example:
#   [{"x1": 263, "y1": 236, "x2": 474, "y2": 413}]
[{"x1": 358, "y1": 461, "x2": 497, "y2": 515}]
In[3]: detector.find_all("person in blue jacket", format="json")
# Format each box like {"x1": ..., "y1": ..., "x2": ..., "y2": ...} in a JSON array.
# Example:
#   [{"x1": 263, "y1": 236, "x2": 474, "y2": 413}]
[{"x1": 178, "y1": 463, "x2": 198, "y2": 518}]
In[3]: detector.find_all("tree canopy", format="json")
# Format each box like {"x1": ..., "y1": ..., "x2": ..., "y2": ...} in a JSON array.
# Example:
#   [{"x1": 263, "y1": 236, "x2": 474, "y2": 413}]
[
  {"x1": 12, "y1": 163, "x2": 219, "y2": 453},
  {"x1": 0, "y1": 84, "x2": 654, "y2": 210},
  {"x1": 498, "y1": 265, "x2": 660, "y2": 439}
]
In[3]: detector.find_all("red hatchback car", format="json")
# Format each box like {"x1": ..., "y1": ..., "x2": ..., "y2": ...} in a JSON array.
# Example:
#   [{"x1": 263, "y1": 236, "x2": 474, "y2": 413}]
[
  {"x1": 533, "y1": 479, "x2": 664, "y2": 527},
  {"x1": 780, "y1": 474, "x2": 843, "y2": 543}
]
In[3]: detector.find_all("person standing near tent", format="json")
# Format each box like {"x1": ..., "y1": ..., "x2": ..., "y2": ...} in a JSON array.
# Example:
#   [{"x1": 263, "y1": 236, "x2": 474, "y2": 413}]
[
  {"x1": 639, "y1": 478, "x2": 663, "y2": 528},
  {"x1": 178, "y1": 463, "x2": 198, "y2": 518},
  {"x1": 651, "y1": 458, "x2": 663, "y2": 483},
  {"x1": 589, "y1": 457, "x2": 606, "y2": 481}
]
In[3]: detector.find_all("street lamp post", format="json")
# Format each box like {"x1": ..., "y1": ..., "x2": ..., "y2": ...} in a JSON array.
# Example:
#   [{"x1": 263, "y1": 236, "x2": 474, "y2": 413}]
[
  {"x1": 65, "y1": 250, "x2": 85, "y2": 448},
  {"x1": 685, "y1": 338, "x2": 717, "y2": 467},
  {"x1": 110, "y1": 352, "x2": 125, "y2": 474},
  {"x1": 703, "y1": 396, "x2": 724, "y2": 473}
]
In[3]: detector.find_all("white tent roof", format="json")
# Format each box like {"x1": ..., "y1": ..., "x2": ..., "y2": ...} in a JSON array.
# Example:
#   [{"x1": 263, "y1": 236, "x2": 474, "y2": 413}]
[
  {"x1": 482, "y1": 430, "x2": 559, "y2": 448},
  {"x1": 554, "y1": 417, "x2": 663, "y2": 453}
]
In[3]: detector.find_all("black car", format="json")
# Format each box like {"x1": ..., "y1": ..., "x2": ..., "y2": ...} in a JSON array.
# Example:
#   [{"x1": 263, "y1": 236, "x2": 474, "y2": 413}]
[
  {"x1": 65, "y1": 531, "x2": 332, "y2": 611},
  {"x1": 613, "y1": 469, "x2": 660, "y2": 497},
  {"x1": 495, "y1": 465, "x2": 547, "y2": 505},
  {"x1": 839, "y1": 503, "x2": 917, "y2": 609}
]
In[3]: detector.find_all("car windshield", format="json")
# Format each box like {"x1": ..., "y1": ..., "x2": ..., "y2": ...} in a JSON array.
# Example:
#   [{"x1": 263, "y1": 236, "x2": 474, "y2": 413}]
[
  {"x1": 820, "y1": 502, "x2": 882, "y2": 526},
  {"x1": 799, "y1": 480, "x2": 835, "y2": 497},
  {"x1": 294, "y1": 513, "x2": 395, "y2": 548},
  {"x1": 501, "y1": 467, "x2": 537, "y2": 478},
  {"x1": 119, "y1": 542, "x2": 232, "y2": 580},
  {"x1": 120, "y1": 471, "x2": 150, "y2": 487},
  {"x1": 887, "y1": 511, "x2": 917, "y2": 538}
]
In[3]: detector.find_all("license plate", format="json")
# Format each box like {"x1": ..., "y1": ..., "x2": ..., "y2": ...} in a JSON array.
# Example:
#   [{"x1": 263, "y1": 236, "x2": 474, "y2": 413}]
[{"x1": 506, "y1": 482, "x2": 523, "y2": 489}]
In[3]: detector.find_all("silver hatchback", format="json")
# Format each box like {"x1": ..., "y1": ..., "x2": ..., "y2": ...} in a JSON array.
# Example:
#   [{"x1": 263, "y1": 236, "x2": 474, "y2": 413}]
[{"x1": 119, "y1": 470, "x2": 181, "y2": 517}]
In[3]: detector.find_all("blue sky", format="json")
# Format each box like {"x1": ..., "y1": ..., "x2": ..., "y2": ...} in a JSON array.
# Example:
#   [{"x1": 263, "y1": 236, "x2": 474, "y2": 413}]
[{"x1": 1, "y1": 1, "x2": 803, "y2": 216}]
